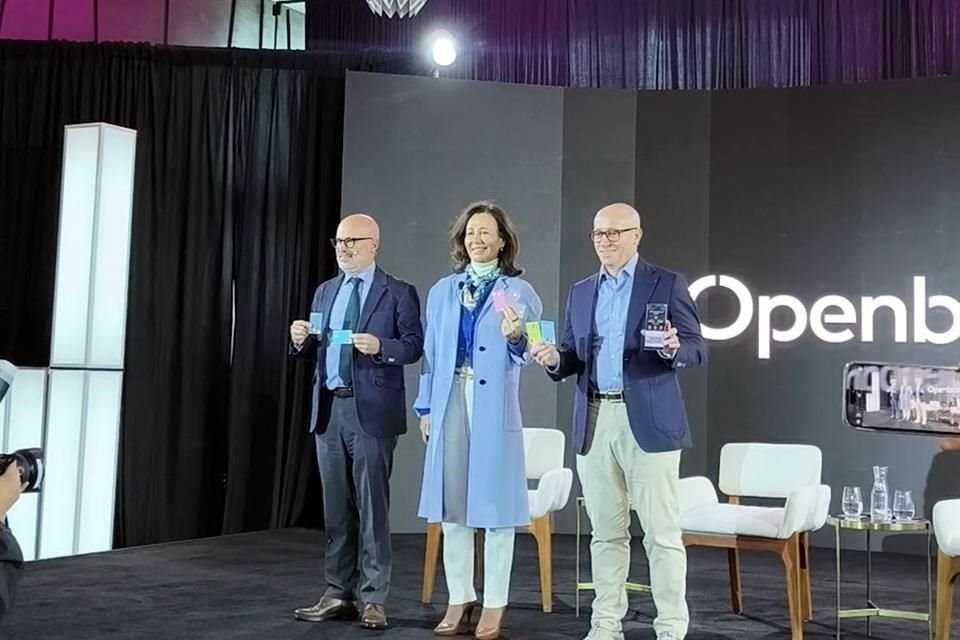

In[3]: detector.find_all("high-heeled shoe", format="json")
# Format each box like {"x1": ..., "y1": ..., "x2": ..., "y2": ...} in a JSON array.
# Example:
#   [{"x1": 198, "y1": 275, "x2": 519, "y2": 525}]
[
  {"x1": 434, "y1": 601, "x2": 477, "y2": 636},
  {"x1": 474, "y1": 607, "x2": 504, "y2": 640}
]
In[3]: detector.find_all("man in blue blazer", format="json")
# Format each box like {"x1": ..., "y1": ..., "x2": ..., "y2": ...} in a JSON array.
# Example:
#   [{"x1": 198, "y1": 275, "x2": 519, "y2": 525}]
[
  {"x1": 289, "y1": 214, "x2": 423, "y2": 631},
  {"x1": 532, "y1": 203, "x2": 706, "y2": 640}
]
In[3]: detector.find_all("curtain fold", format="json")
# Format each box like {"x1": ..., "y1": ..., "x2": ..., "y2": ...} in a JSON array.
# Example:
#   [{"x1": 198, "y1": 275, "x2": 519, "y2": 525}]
[
  {"x1": 0, "y1": 41, "x2": 364, "y2": 546},
  {"x1": 307, "y1": 0, "x2": 960, "y2": 89}
]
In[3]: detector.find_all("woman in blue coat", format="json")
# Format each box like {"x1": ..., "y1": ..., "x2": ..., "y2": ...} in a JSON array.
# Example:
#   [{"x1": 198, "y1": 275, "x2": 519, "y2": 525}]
[{"x1": 415, "y1": 201, "x2": 542, "y2": 640}]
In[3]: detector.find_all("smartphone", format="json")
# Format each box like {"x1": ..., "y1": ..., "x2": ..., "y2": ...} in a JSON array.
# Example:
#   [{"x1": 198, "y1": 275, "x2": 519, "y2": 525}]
[
  {"x1": 643, "y1": 303, "x2": 668, "y2": 350},
  {"x1": 842, "y1": 361, "x2": 960, "y2": 437}
]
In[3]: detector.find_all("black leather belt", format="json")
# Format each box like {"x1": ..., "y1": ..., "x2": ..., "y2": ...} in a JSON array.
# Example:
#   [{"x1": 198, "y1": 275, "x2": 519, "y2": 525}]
[
  {"x1": 330, "y1": 387, "x2": 353, "y2": 398},
  {"x1": 588, "y1": 390, "x2": 624, "y2": 402}
]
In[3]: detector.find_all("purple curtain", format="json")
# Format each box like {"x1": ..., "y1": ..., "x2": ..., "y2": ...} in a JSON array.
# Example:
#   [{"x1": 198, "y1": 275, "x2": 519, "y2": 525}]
[{"x1": 307, "y1": 0, "x2": 960, "y2": 89}]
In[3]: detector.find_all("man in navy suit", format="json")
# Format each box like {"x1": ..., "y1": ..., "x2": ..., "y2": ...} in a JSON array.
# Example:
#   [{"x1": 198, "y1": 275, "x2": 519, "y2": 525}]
[
  {"x1": 289, "y1": 214, "x2": 423, "y2": 631},
  {"x1": 532, "y1": 203, "x2": 706, "y2": 640}
]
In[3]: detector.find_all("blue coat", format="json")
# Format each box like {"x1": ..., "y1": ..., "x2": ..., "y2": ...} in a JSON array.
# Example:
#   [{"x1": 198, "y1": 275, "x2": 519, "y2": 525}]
[
  {"x1": 415, "y1": 273, "x2": 543, "y2": 529},
  {"x1": 549, "y1": 259, "x2": 706, "y2": 454}
]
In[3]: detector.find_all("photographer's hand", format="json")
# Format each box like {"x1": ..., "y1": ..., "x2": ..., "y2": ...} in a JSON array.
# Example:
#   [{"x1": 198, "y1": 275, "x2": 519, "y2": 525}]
[{"x1": 0, "y1": 464, "x2": 24, "y2": 522}]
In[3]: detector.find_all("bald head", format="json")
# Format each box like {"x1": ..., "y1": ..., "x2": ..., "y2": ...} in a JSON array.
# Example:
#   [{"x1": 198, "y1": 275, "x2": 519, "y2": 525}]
[
  {"x1": 594, "y1": 203, "x2": 641, "y2": 229},
  {"x1": 592, "y1": 202, "x2": 642, "y2": 276},
  {"x1": 338, "y1": 213, "x2": 380, "y2": 242},
  {"x1": 334, "y1": 213, "x2": 380, "y2": 275}
]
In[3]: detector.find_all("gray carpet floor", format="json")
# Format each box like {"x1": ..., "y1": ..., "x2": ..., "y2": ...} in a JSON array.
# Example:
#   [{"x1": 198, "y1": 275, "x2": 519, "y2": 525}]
[{"x1": 2, "y1": 528, "x2": 946, "y2": 639}]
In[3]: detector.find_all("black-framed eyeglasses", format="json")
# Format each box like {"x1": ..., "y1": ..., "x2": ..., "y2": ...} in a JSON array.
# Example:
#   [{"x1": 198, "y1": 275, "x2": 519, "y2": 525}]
[
  {"x1": 330, "y1": 237, "x2": 373, "y2": 249},
  {"x1": 589, "y1": 227, "x2": 637, "y2": 243}
]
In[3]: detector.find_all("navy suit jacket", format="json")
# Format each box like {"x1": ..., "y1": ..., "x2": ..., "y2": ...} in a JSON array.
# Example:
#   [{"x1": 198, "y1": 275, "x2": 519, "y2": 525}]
[
  {"x1": 549, "y1": 259, "x2": 706, "y2": 454},
  {"x1": 293, "y1": 267, "x2": 423, "y2": 437}
]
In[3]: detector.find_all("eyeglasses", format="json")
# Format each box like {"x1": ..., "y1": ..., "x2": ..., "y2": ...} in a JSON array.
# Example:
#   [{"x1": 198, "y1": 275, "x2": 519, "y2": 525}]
[
  {"x1": 589, "y1": 227, "x2": 638, "y2": 243},
  {"x1": 330, "y1": 237, "x2": 373, "y2": 249}
]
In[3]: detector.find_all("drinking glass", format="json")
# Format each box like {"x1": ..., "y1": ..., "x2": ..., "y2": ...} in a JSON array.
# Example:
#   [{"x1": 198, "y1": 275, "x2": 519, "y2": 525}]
[
  {"x1": 893, "y1": 489, "x2": 916, "y2": 521},
  {"x1": 841, "y1": 486, "x2": 863, "y2": 518}
]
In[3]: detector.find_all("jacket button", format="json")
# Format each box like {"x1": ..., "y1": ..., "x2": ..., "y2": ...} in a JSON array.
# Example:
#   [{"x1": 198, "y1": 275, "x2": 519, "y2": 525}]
[
  {"x1": 479, "y1": 379, "x2": 487, "y2": 385},
  {"x1": 479, "y1": 346, "x2": 486, "y2": 352}
]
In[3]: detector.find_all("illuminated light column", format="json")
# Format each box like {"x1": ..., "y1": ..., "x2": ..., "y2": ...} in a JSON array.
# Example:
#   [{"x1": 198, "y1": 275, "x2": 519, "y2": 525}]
[{"x1": 40, "y1": 123, "x2": 136, "y2": 559}]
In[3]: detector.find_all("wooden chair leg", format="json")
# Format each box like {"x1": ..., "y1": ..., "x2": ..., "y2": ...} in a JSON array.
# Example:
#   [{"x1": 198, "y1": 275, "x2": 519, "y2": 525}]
[
  {"x1": 799, "y1": 532, "x2": 812, "y2": 621},
  {"x1": 530, "y1": 515, "x2": 553, "y2": 613},
  {"x1": 728, "y1": 548, "x2": 743, "y2": 614},
  {"x1": 475, "y1": 529, "x2": 485, "y2": 592},
  {"x1": 781, "y1": 534, "x2": 803, "y2": 640},
  {"x1": 422, "y1": 523, "x2": 442, "y2": 604},
  {"x1": 935, "y1": 550, "x2": 958, "y2": 640}
]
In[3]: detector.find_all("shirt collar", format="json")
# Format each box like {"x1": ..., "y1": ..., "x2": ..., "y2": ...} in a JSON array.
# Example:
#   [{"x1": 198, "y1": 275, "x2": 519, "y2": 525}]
[
  {"x1": 344, "y1": 261, "x2": 377, "y2": 286},
  {"x1": 600, "y1": 253, "x2": 639, "y2": 284}
]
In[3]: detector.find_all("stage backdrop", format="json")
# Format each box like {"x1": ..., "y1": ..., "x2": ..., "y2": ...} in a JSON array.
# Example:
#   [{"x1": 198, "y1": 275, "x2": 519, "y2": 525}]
[{"x1": 341, "y1": 71, "x2": 960, "y2": 550}]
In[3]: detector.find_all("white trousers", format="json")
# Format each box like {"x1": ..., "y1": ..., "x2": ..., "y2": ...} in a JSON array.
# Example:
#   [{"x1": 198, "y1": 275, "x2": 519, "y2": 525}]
[
  {"x1": 441, "y1": 368, "x2": 516, "y2": 608},
  {"x1": 577, "y1": 400, "x2": 688, "y2": 639},
  {"x1": 442, "y1": 523, "x2": 516, "y2": 608}
]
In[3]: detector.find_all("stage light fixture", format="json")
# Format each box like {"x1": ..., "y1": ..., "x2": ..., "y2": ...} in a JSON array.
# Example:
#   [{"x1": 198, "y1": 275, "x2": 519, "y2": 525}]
[
  {"x1": 431, "y1": 30, "x2": 457, "y2": 67},
  {"x1": 365, "y1": 0, "x2": 428, "y2": 18}
]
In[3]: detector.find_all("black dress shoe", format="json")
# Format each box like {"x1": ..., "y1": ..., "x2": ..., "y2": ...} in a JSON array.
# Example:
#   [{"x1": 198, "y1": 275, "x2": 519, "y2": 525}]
[
  {"x1": 294, "y1": 596, "x2": 358, "y2": 622},
  {"x1": 360, "y1": 603, "x2": 388, "y2": 630}
]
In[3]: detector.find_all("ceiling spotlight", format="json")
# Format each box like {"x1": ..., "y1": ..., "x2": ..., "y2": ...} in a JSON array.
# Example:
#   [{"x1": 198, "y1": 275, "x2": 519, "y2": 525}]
[
  {"x1": 431, "y1": 30, "x2": 457, "y2": 67},
  {"x1": 365, "y1": 0, "x2": 428, "y2": 18}
]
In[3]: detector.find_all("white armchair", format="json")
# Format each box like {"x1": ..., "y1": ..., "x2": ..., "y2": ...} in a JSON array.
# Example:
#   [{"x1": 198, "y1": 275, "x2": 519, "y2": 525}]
[
  {"x1": 421, "y1": 427, "x2": 573, "y2": 613},
  {"x1": 934, "y1": 499, "x2": 960, "y2": 640},
  {"x1": 679, "y1": 443, "x2": 830, "y2": 640}
]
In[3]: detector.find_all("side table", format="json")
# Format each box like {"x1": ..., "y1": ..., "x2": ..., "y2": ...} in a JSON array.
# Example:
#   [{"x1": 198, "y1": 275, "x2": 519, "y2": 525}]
[{"x1": 828, "y1": 515, "x2": 932, "y2": 640}]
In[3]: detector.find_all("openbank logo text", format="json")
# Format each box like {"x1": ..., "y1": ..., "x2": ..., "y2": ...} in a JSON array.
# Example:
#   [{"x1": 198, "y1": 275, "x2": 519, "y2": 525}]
[{"x1": 688, "y1": 275, "x2": 960, "y2": 359}]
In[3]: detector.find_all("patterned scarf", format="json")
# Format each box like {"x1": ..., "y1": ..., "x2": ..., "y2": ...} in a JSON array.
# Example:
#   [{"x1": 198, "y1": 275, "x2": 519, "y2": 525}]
[{"x1": 460, "y1": 261, "x2": 501, "y2": 311}]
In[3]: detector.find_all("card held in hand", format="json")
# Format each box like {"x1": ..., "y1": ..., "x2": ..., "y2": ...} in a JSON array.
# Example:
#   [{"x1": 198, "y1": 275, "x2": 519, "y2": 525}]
[
  {"x1": 492, "y1": 289, "x2": 506, "y2": 313},
  {"x1": 540, "y1": 320, "x2": 556, "y2": 344},
  {"x1": 331, "y1": 329, "x2": 353, "y2": 345},
  {"x1": 309, "y1": 312, "x2": 324, "y2": 335},
  {"x1": 526, "y1": 321, "x2": 542, "y2": 344}
]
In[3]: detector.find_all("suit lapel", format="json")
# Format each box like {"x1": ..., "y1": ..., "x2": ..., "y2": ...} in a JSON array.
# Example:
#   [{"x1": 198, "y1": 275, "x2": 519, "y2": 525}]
[
  {"x1": 319, "y1": 274, "x2": 343, "y2": 333},
  {"x1": 581, "y1": 274, "x2": 601, "y2": 361},
  {"x1": 357, "y1": 267, "x2": 388, "y2": 331},
  {"x1": 624, "y1": 259, "x2": 660, "y2": 336}
]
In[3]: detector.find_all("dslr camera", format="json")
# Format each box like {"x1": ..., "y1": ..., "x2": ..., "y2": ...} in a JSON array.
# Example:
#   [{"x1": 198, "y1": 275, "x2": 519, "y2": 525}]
[{"x1": 0, "y1": 361, "x2": 44, "y2": 493}]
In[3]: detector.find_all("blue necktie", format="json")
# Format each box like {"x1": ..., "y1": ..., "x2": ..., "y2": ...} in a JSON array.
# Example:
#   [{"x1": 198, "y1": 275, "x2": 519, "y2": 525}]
[{"x1": 339, "y1": 277, "x2": 361, "y2": 386}]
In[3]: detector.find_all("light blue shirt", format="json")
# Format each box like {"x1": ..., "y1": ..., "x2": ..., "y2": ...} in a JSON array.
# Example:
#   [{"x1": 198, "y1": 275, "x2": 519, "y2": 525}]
[
  {"x1": 591, "y1": 254, "x2": 638, "y2": 391},
  {"x1": 325, "y1": 262, "x2": 376, "y2": 389}
]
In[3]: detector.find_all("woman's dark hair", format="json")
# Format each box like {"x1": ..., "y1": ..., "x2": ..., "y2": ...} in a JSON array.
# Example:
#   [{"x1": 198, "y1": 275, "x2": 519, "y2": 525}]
[{"x1": 449, "y1": 201, "x2": 523, "y2": 276}]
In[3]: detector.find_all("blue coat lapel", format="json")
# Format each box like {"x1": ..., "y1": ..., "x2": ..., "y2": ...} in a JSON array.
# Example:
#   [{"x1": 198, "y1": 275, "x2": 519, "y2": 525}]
[
  {"x1": 318, "y1": 274, "x2": 343, "y2": 335},
  {"x1": 358, "y1": 268, "x2": 388, "y2": 331},
  {"x1": 625, "y1": 259, "x2": 660, "y2": 338}
]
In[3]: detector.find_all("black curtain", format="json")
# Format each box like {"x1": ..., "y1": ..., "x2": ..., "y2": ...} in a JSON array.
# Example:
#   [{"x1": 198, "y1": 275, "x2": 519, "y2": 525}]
[
  {"x1": 307, "y1": 0, "x2": 960, "y2": 89},
  {"x1": 0, "y1": 41, "x2": 404, "y2": 546}
]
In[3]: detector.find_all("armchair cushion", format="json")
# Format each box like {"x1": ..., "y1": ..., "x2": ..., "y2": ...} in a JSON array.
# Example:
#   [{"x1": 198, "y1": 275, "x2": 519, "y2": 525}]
[
  {"x1": 679, "y1": 476, "x2": 831, "y2": 540},
  {"x1": 528, "y1": 468, "x2": 573, "y2": 520},
  {"x1": 934, "y1": 499, "x2": 960, "y2": 557},
  {"x1": 681, "y1": 503, "x2": 786, "y2": 538}
]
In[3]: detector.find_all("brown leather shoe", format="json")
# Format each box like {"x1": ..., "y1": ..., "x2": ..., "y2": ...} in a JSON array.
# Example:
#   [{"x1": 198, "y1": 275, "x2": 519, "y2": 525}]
[
  {"x1": 293, "y1": 596, "x2": 358, "y2": 622},
  {"x1": 360, "y1": 603, "x2": 388, "y2": 630}
]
